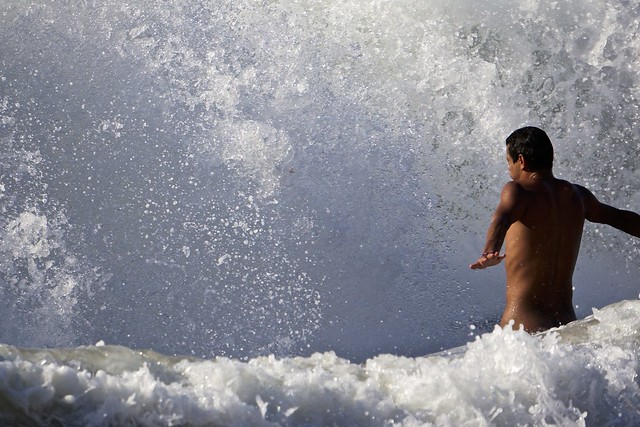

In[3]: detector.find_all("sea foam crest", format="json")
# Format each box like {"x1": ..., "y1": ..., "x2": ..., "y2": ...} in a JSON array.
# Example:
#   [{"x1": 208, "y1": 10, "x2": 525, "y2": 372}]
[{"x1": 0, "y1": 300, "x2": 639, "y2": 426}]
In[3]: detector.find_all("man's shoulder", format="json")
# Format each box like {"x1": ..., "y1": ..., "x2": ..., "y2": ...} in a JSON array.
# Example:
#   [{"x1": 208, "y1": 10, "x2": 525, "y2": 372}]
[
  {"x1": 502, "y1": 180, "x2": 523, "y2": 191},
  {"x1": 501, "y1": 180, "x2": 527, "y2": 197},
  {"x1": 553, "y1": 179, "x2": 589, "y2": 198},
  {"x1": 554, "y1": 177, "x2": 579, "y2": 188},
  {"x1": 499, "y1": 181, "x2": 529, "y2": 208}
]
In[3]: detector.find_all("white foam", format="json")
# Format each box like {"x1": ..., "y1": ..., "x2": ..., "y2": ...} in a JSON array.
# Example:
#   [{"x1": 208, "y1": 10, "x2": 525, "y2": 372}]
[
  {"x1": 1, "y1": 0, "x2": 640, "y2": 369},
  {"x1": 0, "y1": 300, "x2": 638, "y2": 425}
]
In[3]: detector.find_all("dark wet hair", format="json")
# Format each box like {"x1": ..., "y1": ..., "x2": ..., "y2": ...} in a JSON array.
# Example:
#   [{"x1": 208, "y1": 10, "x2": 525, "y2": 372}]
[{"x1": 505, "y1": 126, "x2": 554, "y2": 171}]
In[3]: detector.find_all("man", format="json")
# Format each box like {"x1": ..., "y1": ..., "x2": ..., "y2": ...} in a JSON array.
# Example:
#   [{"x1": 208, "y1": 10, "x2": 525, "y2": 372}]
[{"x1": 470, "y1": 126, "x2": 640, "y2": 332}]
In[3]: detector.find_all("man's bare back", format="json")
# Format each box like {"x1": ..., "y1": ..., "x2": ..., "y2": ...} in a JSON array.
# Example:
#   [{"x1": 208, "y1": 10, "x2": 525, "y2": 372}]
[
  {"x1": 499, "y1": 177, "x2": 584, "y2": 331},
  {"x1": 470, "y1": 127, "x2": 640, "y2": 332}
]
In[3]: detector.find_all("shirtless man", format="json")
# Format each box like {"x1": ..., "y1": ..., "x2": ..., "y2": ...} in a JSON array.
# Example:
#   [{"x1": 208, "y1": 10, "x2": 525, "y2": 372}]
[{"x1": 470, "y1": 126, "x2": 640, "y2": 332}]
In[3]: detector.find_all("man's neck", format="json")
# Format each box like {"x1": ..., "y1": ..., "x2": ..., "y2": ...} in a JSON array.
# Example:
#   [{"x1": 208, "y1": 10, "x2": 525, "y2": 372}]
[{"x1": 520, "y1": 169, "x2": 554, "y2": 186}]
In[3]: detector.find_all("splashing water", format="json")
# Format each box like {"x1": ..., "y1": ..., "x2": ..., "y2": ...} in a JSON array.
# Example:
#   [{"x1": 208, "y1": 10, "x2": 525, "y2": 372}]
[
  {"x1": 0, "y1": 0, "x2": 639, "y2": 364},
  {"x1": 1, "y1": 300, "x2": 639, "y2": 426}
]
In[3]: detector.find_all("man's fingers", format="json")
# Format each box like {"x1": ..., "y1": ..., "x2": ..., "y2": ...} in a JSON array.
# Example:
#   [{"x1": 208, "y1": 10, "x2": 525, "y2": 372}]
[{"x1": 470, "y1": 252, "x2": 505, "y2": 269}]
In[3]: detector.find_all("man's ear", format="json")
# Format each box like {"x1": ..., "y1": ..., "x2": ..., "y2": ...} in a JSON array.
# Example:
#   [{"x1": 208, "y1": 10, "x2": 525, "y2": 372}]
[{"x1": 517, "y1": 153, "x2": 527, "y2": 170}]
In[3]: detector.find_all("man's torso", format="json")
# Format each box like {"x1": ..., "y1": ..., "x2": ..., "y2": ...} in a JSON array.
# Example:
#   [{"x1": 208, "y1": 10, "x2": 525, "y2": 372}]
[{"x1": 501, "y1": 178, "x2": 586, "y2": 331}]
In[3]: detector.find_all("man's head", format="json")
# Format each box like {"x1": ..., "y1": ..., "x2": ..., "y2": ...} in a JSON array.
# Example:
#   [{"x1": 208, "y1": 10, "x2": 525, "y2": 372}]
[{"x1": 505, "y1": 126, "x2": 554, "y2": 172}]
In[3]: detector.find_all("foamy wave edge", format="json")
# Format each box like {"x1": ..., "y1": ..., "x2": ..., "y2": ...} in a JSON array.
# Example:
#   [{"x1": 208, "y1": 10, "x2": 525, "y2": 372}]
[{"x1": 0, "y1": 299, "x2": 638, "y2": 426}]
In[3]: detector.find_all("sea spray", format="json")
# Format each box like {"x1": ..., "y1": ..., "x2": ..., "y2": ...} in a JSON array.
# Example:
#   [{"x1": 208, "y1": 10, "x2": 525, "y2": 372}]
[{"x1": 1, "y1": 0, "x2": 639, "y2": 361}]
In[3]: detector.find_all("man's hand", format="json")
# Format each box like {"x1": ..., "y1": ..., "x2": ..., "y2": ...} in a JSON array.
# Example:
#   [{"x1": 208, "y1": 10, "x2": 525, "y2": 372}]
[{"x1": 469, "y1": 251, "x2": 506, "y2": 270}]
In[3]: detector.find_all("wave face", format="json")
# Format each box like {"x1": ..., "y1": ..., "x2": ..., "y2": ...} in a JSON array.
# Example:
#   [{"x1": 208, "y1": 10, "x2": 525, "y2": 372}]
[
  {"x1": 1, "y1": 300, "x2": 639, "y2": 426},
  {"x1": 1, "y1": 0, "x2": 640, "y2": 361}
]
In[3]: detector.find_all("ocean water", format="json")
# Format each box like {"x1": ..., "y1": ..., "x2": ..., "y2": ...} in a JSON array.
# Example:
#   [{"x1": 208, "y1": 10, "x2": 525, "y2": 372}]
[
  {"x1": 1, "y1": 300, "x2": 639, "y2": 426},
  {"x1": 1, "y1": 0, "x2": 640, "y2": 424}
]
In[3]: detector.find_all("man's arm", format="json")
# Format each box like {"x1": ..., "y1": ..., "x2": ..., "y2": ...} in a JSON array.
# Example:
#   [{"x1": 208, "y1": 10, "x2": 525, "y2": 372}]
[
  {"x1": 579, "y1": 185, "x2": 640, "y2": 237},
  {"x1": 470, "y1": 182, "x2": 527, "y2": 269}
]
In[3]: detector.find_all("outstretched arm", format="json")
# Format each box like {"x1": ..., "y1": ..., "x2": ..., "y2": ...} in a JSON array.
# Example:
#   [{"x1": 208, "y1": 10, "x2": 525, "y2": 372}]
[
  {"x1": 470, "y1": 182, "x2": 527, "y2": 269},
  {"x1": 579, "y1": 185, "x2": 640, "y2": 237}
]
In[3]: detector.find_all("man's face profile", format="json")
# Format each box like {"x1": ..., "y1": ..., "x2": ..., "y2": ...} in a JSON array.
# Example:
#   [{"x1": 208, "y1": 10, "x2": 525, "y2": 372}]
[{"x1": 506, "y1": 150, "x2": 519, "y2": 181}]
